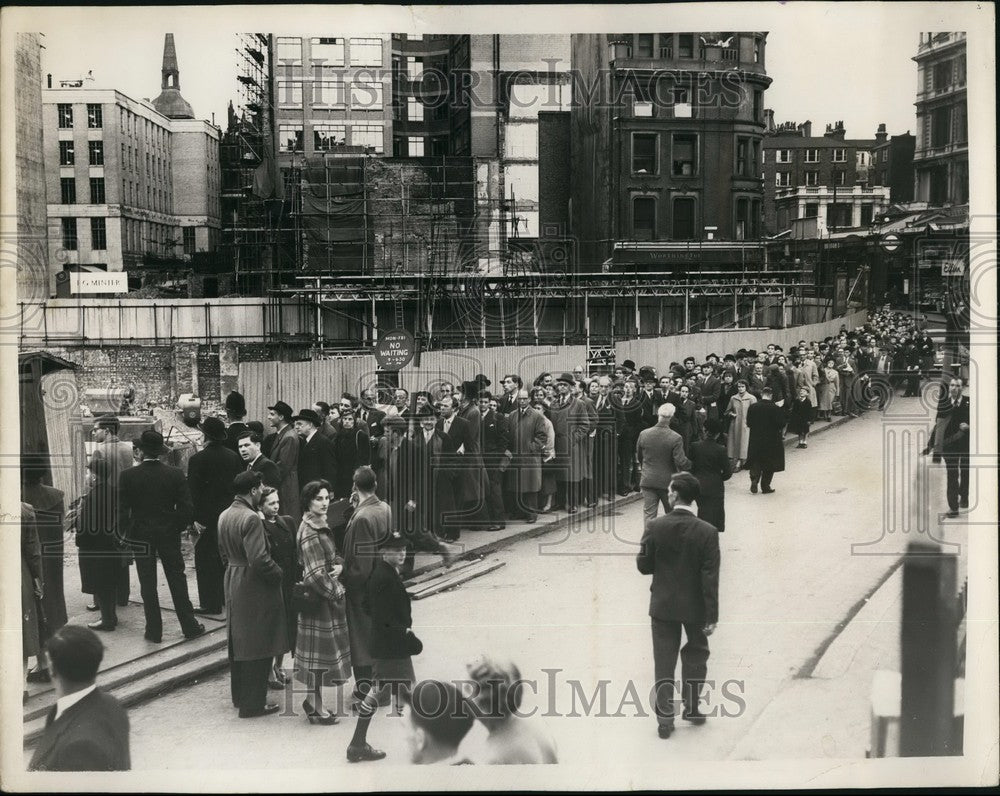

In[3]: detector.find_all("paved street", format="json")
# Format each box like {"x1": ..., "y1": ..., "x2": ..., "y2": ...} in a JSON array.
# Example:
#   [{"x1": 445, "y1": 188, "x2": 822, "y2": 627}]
[{"x1": 85, "y1": 399, "x2": 965, "y2": 773}]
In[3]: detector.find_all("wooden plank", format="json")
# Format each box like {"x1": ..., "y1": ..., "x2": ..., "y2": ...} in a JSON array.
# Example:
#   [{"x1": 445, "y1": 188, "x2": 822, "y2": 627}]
[
  {"x1": 406, "y1": 560, "x2": 501, "y2": 598},
  {"x1": 403, "y1": 556, "x2": 485, "y2": 588},
  {"x1": 409, "y1": 560, "x2": 506, "y2": 600}
]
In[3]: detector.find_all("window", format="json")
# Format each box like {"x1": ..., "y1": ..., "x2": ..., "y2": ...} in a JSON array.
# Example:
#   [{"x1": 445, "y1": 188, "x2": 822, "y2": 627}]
[
  {"x1": 672, "y1": 197, "x2": 696, "y2": 240},
  {"x1": 931, "y1": 107, "x2": 951, "y2": 147},
  {"x1": 350, "y1": 80, "x2": 383, "y2": 110},
  {"x1": 60, "y1": 178, "x2": 76, "y2": 204},
  {"x1": 804, "y1": 203, "x2": 818, "y2": 218},
  {"x1": 736, "y1": 138, "x2": 748, "y2": 176},
  {"x1": 89, "y1": 177, "x2": 105, "y2": 204},
  {"x1": 832, "y1": 148, "x2": 846, "y2": 162},
  {"x1": 775, "y1": 171, "x2": 790, "y2": 187},
  {"x1": 672, "y1": 133, "x2": 697, "y2": 176},
  {"x1": 776, "y1": 149, "x2": 790, "y2": 163},
  {"x1": 406, "y1": 56, "x2": 423, "y2": 80},
  {"x1": 860, "y1": 204, "x2": 874, "y2": 227},
  {"x1": 632, "y1": 133, "x2": 658, "y2": 174},
  {"x1": 826, "y1": 204, "x2": 850, "y2": 228},
  {"x1": 408, "y1": 136, "x2": 425, "y2": 157},
  {"x1": 57, "y1": 104, "x2": 74, "y2": 128},
  {"x1": 678, "y1": 33, "x2": 693, "y2": 58},
  {"x1": 90, "y1": 218, "x2": 107, "y2": 250},
  {"x1": 805, "y1": 171, "x2": 819, "y2": 186},
  {"x1": 659, "y1": 34, "x2": 672, "y2": 58},
  {"x1": 753, "y1": 37, "x2": 761, "y2": 63},
  {"x1": 59, "y1": 140, "x2": 75, "y2": 165},
  {"x1": 832, "y1": 170, "x2": 846, "y2": 186},
  {"x1": 278, "y1": 81, "x2": 304, "y2": 108},
  {"x1": 804, "y1": 148, "x2": 819, "y2": 163},
  {"x1": 954, "y1": 104, "x2": 967, "y2": 144},
  {"x1": 313, "y1": 123, "x2": 346, "y2": 151},
  {"x1": 956, "y1": 54, "x2": 966, "y2": 85},
  {"x1": 751, "y1": 140, "x2": 760, "y2": 176},
  {"x1": 735, "y1": 198, "x2": 749, "y2": 240},
  {"x1": 409, "y1": 33, "x2": 423, "y2": 41},
  {"x1": 856, "y1": 151, "x2": 868, "y2": 166},
  {"x1": 636, "y1": 34, "x2": 654, "y2": 58},
  {"x1": 61, "y1": 218, "x2": 78, "y2": 250},
  {"x1": 933, "y1": 61, "x2": 952, "y2": 91},
  {"x1": 750, "y1": 199, "x2": 761, "y2": 239},
  {"x1": 752, "y1": 90, "x2": 762, "y2": 122},
  {"x1": 312, "y1": 79, "x2": 345, "y2": 107},
  {"x1": 87, "y1": 103, "x2": 102, "y2": 128},
  {"x1": 632, "y1": 196, "x2": 657, "y2": 240},
  {"x1": 407, "y1": 96, "x2": 424, "y2": 121},
  {"x1": 275, "y1": 37, "x2": 302, "y2": 65},
  {"x1": 183, "y1": 227, "x2": 196, "y2": 255},
  {"x1": 349, "y1": 38, "x2": 383, "y2": 67},
  {"x1": 311, "y1": 37, "x2": 345, "y2": 66},
  {"x1": 351, "y1": 123, "x2": 384, "y2": 153},
  {"x1": 278, "y1": 124, "x2": 303, "y2": 152}
]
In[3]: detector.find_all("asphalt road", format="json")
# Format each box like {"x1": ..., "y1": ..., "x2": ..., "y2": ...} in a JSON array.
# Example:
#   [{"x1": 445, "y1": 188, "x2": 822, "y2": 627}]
[{"x1": 106, "y1": 403, "x2": 947, "y2": 777}]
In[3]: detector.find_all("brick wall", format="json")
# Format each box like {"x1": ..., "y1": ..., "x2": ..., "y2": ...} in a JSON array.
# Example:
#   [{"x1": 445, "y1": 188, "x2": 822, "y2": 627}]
[{"x1": 45, "y1": 345, "x2": 176, "y2": 408}]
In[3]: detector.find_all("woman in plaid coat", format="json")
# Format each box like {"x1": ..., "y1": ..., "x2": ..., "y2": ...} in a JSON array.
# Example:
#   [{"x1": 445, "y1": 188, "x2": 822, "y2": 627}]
[{"x1": 295, "y1": 479, "x2": 351, "y2": 724}]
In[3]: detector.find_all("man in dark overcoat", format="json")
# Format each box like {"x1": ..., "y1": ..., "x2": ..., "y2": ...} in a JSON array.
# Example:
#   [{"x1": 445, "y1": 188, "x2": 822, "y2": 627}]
[
  {"x1": 547, "y1": 373, "x2": 592, "y2": 514},
  {"x1": 238, "y1": 432, "x2": 281, "y2": 488},
  {"x1": 293, "y1": 408, "x2": 338, "y2": 488},
  {"x1": 267, "y1": 400, "x2": 300, "y2": 518},
  {"x1": 922, "y1": 376, "x2": 970, "y2": 517},
  {"x1": 119, "y1": 431, "x2": 204, "y2": 642},
  {"x1": 440, "y1": 391, "x2": 484, "y2": 536},
  {"x1": 745, "y1": 387, "x2": 786, "y2": 494},
  {"x1": 187, "y1": 416, "x2": 244, "y2": 615},
  {"x1": 503, "y1": 389, "x2": 549, "y2": 523},
  {"x1": 688, "y1": 418, "x2": 732, "y2": 532},
  {"x1": 636, "y1": 472, "x2": 719, "y2": 739},
  {"x1": 477, "y1": 390, "x2": 510, "y2": 530},
  {"x1": 592, "y1": 377, "x2": 618, "y2": 501},
  {"x1": 217, "y1": 471, "x2": 285, "y2": 718}
]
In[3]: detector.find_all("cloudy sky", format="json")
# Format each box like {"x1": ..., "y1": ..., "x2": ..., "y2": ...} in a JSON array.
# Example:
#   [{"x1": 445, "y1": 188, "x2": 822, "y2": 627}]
[{"x1": 26, "y1": 4, "x2": 982, "y2": 140}]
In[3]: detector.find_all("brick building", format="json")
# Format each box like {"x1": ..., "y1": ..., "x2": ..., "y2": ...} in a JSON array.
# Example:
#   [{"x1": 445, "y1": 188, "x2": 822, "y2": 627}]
[
  {"x1": 568, "y1": 32, "x2": 773, "y2": 271},
  {"x1": 42, "y1": 35, "x2": 220, "y2": 293},
  {"x1": 912, "y1": 32, "x2": 968, "y2": 206},
  {"x1": 762, "y1": 119, "x2": 890, "y2": 235},
  {"x1": 870, "y1": 124, "x2": 915, "y2": 204}
]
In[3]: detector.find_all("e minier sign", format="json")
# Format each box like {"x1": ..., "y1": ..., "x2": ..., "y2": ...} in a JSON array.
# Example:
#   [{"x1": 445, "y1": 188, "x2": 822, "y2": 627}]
[{"x1": 71, "y1": 272, "x2": 129, "y2": 294}]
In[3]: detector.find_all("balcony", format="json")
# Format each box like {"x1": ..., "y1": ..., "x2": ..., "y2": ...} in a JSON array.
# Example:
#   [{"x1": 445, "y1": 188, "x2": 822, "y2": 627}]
[{"x1": 913, "y1": 141, "x2": 969, "y2": 161}]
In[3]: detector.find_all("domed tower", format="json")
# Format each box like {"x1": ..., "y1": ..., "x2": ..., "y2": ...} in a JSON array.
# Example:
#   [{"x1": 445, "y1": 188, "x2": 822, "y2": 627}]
[{"x1": 152, "y1": 34, "x2": 194, "y2": 119}]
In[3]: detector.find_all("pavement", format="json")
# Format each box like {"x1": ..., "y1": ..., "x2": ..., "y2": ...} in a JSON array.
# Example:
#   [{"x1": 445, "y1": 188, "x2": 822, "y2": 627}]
[{"x1": 24, "y1": 401, "x2": 959, "y2": 759}]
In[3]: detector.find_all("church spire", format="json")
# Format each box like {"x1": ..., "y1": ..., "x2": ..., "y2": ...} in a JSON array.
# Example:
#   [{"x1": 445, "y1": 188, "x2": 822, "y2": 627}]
[
  {"x1": 152, "y1": 33, "x2": 194, "y2": 119},
  {"x1": 161, "y1": 33, "x2": 180, "y2": 90}
]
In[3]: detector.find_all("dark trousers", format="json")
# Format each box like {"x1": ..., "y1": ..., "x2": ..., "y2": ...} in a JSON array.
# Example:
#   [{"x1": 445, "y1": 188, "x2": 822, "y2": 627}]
[
  {"x1": 594, "y1": 434, "x2": 615, "y2": 498},
  {"x1": 483, "y1": 468, "x2": 506, "y2": 525},
  {"x1": 93, "y1": 581, "x2": 119, "y2": 627},
  {"x1": 132, "y1": 530, "x2": 199, "y2": 637},
  {"x1": 229, "y1": 636, "x2": 271, "y2": 715},
  {"x1": 116, "y1": 562, "x2": 131, "y2": 605},
  {"x1": 748, "y1": 466, "x2": 774, "y2": 491},
  {"x1": 504, "y1": 488, "x2": 538, "y2": 520},
  {"x1": 904, "y1": 372, "x2": 920, "y2": 397},
  {"x1": 651, "y1": 618, "x2": 710, "y2": 726},
  {"x1": 556, "y1": 479, "x2": 581, "y2": 511},
  {"x1": 194, "y1": 523, "x2": 225, "y2": 612},
  {"x1": 944, "y1": 454, "x2": 970, "y2": 511},
  {"x1": 617, "y1": 431, "x2": 637, "y2": 492}
]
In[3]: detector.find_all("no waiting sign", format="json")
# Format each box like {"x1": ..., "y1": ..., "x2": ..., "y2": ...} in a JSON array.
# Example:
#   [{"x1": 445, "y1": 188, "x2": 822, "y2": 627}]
[{"x1": 374, "y1": 329, "x2": 415, "y2": 371}]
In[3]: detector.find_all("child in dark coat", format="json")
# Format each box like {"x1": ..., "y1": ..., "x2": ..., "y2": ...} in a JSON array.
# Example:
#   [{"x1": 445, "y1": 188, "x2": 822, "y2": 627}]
[{"x1": 788, "y1": 386, "x2": 814, "y2": 448}]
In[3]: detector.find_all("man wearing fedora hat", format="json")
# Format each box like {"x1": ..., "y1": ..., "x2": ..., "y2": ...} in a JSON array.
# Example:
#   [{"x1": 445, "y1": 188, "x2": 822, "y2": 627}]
[
  {"x1": 187, "y1": 417, "x2": 244, "y2": 615},
  {"x1": 547, "y1": 372, "x2": 591, "y2": 514},
  {"x1": 119, "y1": 431, "x2": 205, "y2": 643},
  {"x1": 293, "y1": 408, "x2": 338, "y2": 490},
  {"x1": 223, "y1": 392, "x2": 250, "y2": 454},
  {"x1": 267, "y1": 401, "x2": 300, "y2": 520}
]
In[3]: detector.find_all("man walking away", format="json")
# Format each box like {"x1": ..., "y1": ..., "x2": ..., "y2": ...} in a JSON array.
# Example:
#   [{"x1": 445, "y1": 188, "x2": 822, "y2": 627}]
[
  {"x1": 217, "y1": 471, "x2": 285, "y2": 718},
  {"x1": 29, "y1": 625, "x2": 130, "y2": 771},
  {"x1": 745, "y1": 387, "x2": 786, "y2": 494},
  {"x1": 636, "y1": 473, "x2": 719, "y2": 739},
  {"x1": 119, "y1": 431, "x2": 205, "y2": 643},
  {"x1": 636, "y1": 402, "x2": 691, "y2": 525}
]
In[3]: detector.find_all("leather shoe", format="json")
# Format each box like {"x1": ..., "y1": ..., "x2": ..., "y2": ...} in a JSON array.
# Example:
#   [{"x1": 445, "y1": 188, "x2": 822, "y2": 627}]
[
  {"x1": 239, "y1": 703, "x2": 280, "y2": 719},
  {"x1": 657, "y1": 723, "x2": 674, "y2": 739},
  {"x1": 761, "y1": 487, "x2": 775, "y2": 494},
  {"x1": 184, "y1": 623, "x2": 207, "y2": 640},
  {"x1": 524, "y1": 513, "x2": 537, "y2": 524},
  {"x1": 85, "y1": 602, "x2": 99, "y2": 612},
  {"x1": 144, "y1": 631, "x2": 162, "y2": 643},
  {"x1": 750, "y1": 484, "x2": 759, "y2": 494},
  {"x1": 347, "y1": 743, "x2": 387, "y2": 763},
  {"x1": 683, "y1": 706, "x2": 707, "y2": 725},
  {"x1": 193, "y1": 607, "x2": 222, "y2": 616},
  {"x1": 87, "y1": 620, "x2": 116, "y2": 631}
]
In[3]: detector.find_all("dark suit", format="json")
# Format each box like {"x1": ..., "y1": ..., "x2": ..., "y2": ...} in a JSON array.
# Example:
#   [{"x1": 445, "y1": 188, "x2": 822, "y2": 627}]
[
  {"x1": 929, "y1": 395, "x2": 970, "y2": 512},
  {"x1": 496, "y1": 391, "x2": 519, "y2": 416},
  {"x1": 479, "y1": 408, "x2": 509, "y2": 526},
  {"x1": 637, "y1": 507, "x2": 720, "y2": 726},
  {"x1": 398, "y1": 429, "x2": 451, "y2": 572},
  {"x1": 119, "y1": 459, "x2": 200, "y2": 638},
  {"x1": 331, "y1": 427, "x2": 371, "y2": 498},
  {"x1": 187, "y1": 441, "x2": 244, "y2": 612},
  {"x1": 746, "y1": 399, "x2": 787, "y2": 491},
  {"x1": 637, "y1": 389, "x2": 665, "y2": 430},
  {"x1": 248, "y1": 454, "x2": 280, "y2": 490},
  {"x1": 689, "y1": 438, "x2": 732, "y2": 532},
  {"x1": 437, "y1": 414, "x2": 478, "y2": 536},
  {"x1": 367, "y1": 559, "x2": 417, "y2": 664},
  {"x1": 357, "y1": 406, "x2": 386, "y2": 440},
  {"x1": 592, "y1": 394, "x2": 617, "y2": 499},
  {"x1": 613, "y1": 396, "x2": 644, "y2": 493},
  {"x1": 29, "y1": 687, "x2": 130, "y2": 771},
  {"x1": 297, "y1": 430, "x2": 337, "y2": 490}
]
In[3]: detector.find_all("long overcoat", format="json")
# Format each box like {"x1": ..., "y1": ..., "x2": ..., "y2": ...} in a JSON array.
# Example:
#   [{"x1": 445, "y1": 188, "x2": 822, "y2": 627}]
[
  {"x1": 269, "y1": 424, "x2": 300, "y2": 520},
  {"x1": 746, "y1": 399, "x2": 787, "y2": 473},
  {"x1": 725, "y1": 392, "x2": 757, "y2": 460},
  {"x1": 217, "y1": 495, "x2": 287, "y2": 660},
  {"x1": 547, "y1": 396, "x2": 591, "y2": 483},
  {"x1": 503, "y1": 406, "x2": 548, "y2": 493},
  {"x1": 341, "y1": 494, "x2": 392, "y2": 668}
]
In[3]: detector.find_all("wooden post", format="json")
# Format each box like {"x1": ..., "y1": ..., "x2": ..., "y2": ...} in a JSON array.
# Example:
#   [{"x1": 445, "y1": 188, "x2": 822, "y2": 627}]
[{"x1": 899, "y1": 541, "x2": 958, "y2": 757}]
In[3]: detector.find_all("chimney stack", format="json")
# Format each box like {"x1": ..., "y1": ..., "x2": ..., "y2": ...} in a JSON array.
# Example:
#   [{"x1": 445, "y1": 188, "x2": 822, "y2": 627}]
[
  {"x1": 875, "y1": 122, "x2": 888, "y2": 143},
  {"x1": 763, "y1": 108, "x2": 775, "y2": 134},
  {"x1": 798, "y1": 120, "x2": 812, "y2": 138}
]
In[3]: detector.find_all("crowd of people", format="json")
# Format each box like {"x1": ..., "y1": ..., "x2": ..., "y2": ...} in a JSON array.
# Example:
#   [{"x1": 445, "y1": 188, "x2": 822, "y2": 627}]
[{"x1": 23, "y1": 307, "x2": 974, "y2": 765}]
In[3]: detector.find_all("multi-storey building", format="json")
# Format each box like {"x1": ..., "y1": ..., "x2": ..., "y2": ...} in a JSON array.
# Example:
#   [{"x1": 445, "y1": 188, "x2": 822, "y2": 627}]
[
  {"x1": 762, "y1": 119, "x2": 889, "y2": 234},
  {"x1": 870, "y1": 124, "x2": 915, "y2": 204},
  {"x1": 912, "y1": 32, "x2": 968, "y2": 205},
  {"x1": 42, "y1": 35, "x2": 220, "y2": 290},
  {"x1": 569, "y1": 32, "x2": 773, "y2": 271}
]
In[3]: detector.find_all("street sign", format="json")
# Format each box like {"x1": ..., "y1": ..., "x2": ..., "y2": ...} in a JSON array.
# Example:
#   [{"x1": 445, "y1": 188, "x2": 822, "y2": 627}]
[
  {"x1": 880, "y1": 233, "x2": 901, "y2": 253},
  {"x1": 374, "y1": 329, "x2": 415, "y2": 371}
]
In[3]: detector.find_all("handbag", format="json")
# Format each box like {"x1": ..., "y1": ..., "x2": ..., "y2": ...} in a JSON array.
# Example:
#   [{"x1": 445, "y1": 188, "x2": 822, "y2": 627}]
[
  {"x1": 403, "y1": 629, "x2": 424, "y2": 656},
  {"x1": 291, "y1": 581, "x2": 322, "y2": 614}
]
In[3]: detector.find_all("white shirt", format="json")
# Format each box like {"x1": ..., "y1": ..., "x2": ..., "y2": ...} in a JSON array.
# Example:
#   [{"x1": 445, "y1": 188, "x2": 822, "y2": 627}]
[
  {"x1": 442, "y1": 416, "x2": 453, "y2": 434},
  {"x1": 672, "y1": 504, "x2": 696, "y2": 515},
  {"x1": 423, "y1": 429, "x2": 435, "y2": 443},
  {"x1": 53, "y1": 684, "x2": 97, "y2": 722}
]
